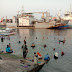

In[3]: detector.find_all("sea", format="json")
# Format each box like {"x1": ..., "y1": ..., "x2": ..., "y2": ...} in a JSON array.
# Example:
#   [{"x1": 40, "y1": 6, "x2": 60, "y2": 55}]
[{"x1": 0, "y1": 28, "x2": 72, "y2": 72}]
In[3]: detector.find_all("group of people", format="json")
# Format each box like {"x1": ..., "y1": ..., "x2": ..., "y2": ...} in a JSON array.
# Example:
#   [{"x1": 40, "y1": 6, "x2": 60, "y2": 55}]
[
  {"x1": 59, "y1": 39, "x2": 66, "y2": 44},
  {"x1": 21, "y1": 39, "x2": 65, "y2": 60},
  {"x1": 53, "y1": 48, "x2": 64, "y2": 59},
  {"x1": 1, "y1": 35, "x2": 10, "y2": 42}
]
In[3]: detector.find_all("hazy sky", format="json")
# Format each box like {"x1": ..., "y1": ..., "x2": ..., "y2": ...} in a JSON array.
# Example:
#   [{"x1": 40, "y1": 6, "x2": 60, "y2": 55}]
[{"x1": 0, "y1": 0, "x2": 72, "y2": 19}]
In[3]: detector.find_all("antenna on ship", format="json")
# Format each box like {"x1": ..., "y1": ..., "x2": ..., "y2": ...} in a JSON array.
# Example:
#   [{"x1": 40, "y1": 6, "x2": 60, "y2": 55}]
[
  {"x1": 17, "y1": 11, "x2": 20, "y2": 18},
  {"x1": 69, "y1": 0, "x2": 72, "y2": 14},
  {"x1": 70, "y1": 4, "x2": 72, "y2": 14},
  {"x1": 46, "y1": 9, "x2": 50, "y2": 22},
  {"x1": 21, "y1": 5, "x2": 25, "y2": 16}
]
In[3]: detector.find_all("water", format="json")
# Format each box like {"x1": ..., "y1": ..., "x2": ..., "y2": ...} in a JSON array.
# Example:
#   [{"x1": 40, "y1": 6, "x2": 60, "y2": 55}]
[{"x1": 0, "y1": 28, "x2": 72, "y2": 72}]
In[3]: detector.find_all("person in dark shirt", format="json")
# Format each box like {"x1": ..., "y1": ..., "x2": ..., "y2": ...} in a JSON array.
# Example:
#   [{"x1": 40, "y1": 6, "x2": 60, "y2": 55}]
[
  {"x1": 21, "y1": 42, "x2": 28, "y2": 59},
  {"x1": 24, "y1": 40, "x2": 26, "y2": 44}
]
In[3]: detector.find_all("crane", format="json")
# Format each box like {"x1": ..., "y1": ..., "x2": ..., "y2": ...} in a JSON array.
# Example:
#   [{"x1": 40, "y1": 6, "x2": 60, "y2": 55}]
[{"x1": 32, "y1": 11, "x2": 50, "y2": 22}]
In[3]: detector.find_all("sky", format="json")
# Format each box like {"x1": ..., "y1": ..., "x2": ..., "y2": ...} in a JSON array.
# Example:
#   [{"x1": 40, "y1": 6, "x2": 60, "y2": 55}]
[{"x1": 0, "y1": 0, "x2": 72, "y2": 19}]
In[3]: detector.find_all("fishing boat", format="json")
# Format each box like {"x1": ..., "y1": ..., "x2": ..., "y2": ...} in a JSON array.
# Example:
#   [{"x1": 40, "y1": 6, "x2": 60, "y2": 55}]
[
  {"x1": 33, "y1": 11, "x2": 69, "y2": 29},
  {"x1": 49, "y1": 20, "x2": 69, "y2": 29}
]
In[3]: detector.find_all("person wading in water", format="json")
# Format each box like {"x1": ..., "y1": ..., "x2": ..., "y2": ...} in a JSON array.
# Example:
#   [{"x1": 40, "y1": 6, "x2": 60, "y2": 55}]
[{"x1": 21, "y1": 41, "x2": 28, "y2": 59}]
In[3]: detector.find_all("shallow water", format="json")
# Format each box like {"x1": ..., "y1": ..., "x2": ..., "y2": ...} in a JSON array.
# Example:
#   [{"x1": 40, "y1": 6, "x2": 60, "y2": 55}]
[{"x1": 0, "y1": 28, "x2": 72, "y2": 72}]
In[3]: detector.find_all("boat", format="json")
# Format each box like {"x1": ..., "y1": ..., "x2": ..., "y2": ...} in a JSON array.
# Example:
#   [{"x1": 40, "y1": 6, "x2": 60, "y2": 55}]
[
  {"x1": 17, "y1": 7, "x2": 69, "y2": 29},
  {"x1": 0, "y1": 33, "x2": 10, "y2": 36},
  {"x1": 34, "y1": 21, "x2": 55, "y2": 29},
  {"x1": 0, "y1": 32, "x2": 16, "y2": 36},
  {"x1": 33, "y1": 11, "x2": 69, "y2": 29},
  {"x1": 62, "y1": 6, "x2": 72, "y2": 28},
  {"x1": 48, "y1": 20, "x2": 69, "y2": 29}
]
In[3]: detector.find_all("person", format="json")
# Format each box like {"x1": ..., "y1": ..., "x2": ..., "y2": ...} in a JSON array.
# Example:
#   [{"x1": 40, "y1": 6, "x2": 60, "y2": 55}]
[
  {"x1": 18, "y1": 41, "x2": 21, "y2": 44},
  {"x1": 63, "y1": 40, "x2": 65, "y2": 44},
  {"x1": 6, "y1": 45, "x2": 10, "y2": 52},
  {"x1": 9, "y1": 43, "x2": 11, "y2": 48},
  {"x1": 7, "y1": 35, "x2": 10, "y2": 40},
  {"x1": 1, "y1": 36, "x2": 3, "y2": 42},
  {"x1": 59, "y1": 40, "x2": 61, "y2": 44},
  {"x1": 44, "y1": 44, "x2": 47, "y2": 48},
  {"x1": 24, "y1": 40, "x2": 26, "y2": 44},
  {"x1": 31, "y1": 43, "x2": 35, "y2": 47},
  {"x1": 44, "y1": 54, "x2": 50, "y2": 61},
  {"x1": 21, "y1": 41, "x2": 28, "y2": 59},
  {"x1": 61, "y1": 51, "x2": 64, "y2": 56},
  {"x1": 36, "y1": 37, "x2": 37, "y2": 39},
  {"x1": 53, "y1": 48, "x2": 55, "y2": 51},
  {"x1": 34, "y1": 52, "x2": 36, "y2": 57},
  {"x1": 33, "y1": 52, "x2": 36, "y2": 61},
  {"x1": 54, "y1": 52, "x2": 58, "y2": 59},
  {"x1": 33, "y1": 52, "x2": 38, "y2": 64}
]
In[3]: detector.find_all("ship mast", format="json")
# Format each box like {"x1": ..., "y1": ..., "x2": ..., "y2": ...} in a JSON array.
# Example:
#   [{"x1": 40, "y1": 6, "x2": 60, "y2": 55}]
[
  {"x1": 70, "y1": 4, "x2": 72, "y2": 15},
  {"x1": 21, "y1": 5, "x2": 25, "y2": 17},
  {"x1": 46, "y1": 10, "x2": 50, "y2": 22}
]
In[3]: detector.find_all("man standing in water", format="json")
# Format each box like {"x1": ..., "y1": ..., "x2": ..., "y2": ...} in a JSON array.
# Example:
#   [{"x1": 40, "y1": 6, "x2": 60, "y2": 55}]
[
  {"x1": 1, "y1": 36, "x2": 4, "y2": 42},
  {"x1": 21, "y1": 41, "x2": 28, "y2": 59}
]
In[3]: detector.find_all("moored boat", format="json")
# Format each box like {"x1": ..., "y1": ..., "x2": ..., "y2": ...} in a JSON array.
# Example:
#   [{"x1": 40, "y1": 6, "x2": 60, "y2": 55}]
[{"x1": 48, "y1": 20, "x2": 69, "y2": 29}]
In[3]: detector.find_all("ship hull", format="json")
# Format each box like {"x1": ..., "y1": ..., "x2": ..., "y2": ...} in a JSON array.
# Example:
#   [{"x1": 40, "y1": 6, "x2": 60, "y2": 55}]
[
  {"x1": 48, "y1": 20, "x2": 69, "y2": 29},
  {"x1": 49, "y1": 25, "x2": 69, "y2": 29},
  {"x1": 34, "y1": 20, "x2": 69, "y2": 29},
  {"x1": 34, "y1": 22, "x2": 55, "y2": 29}
]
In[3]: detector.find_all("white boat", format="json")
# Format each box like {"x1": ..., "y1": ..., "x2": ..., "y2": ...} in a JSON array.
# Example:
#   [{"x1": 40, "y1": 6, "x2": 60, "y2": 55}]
[
  {"x1": 0, "y1": 33, "x2": 10, "y2": 36},
  {"x1": 0, "y1": 32, "x2": 16, "y2": 36},
  {"x1": 0, "y1": 30, "x2": 8, "y2": 33}
]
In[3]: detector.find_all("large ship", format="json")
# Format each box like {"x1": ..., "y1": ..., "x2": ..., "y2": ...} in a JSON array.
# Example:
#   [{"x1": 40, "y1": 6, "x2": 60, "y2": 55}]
[
  {"x1": 17, "y1": 6, "x2": 69, "y2": 29},
  {"x1": 62, "y1": 7, "x2": 72, "y2": 28},
  {"x1": 48, "y1": 20, "x2": 69, "y2": 29},
  {"x1": 33, "y1": 11, "x2": 69, "y2": 29}
]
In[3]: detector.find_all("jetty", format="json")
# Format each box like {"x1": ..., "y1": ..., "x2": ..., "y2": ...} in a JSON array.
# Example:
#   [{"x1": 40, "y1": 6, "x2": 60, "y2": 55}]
[{"x1": 0, "y1": 53, "x2": 48, "y2": 72}]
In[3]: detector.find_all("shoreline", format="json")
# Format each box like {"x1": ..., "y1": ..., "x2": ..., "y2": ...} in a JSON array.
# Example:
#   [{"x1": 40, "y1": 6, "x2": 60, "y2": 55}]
[{"x1": 0, "y1": 53, "x2": 47, "y2": 72}]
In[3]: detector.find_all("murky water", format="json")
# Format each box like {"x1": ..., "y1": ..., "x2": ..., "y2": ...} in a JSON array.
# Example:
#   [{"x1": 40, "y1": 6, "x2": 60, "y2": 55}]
[{"x1": 0, "y1": 28, "x2": 72, "y2": 72}]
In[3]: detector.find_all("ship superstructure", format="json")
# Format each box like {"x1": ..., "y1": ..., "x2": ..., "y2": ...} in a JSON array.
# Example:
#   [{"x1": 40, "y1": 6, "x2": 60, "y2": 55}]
[
  {"x1": 17, "y1": 6, "x2": 35, "y2": 27},
  {"x1": 17, "y1": 7, "x2": 69, "y2": 29},
  {"x1": 62, "y1": 5, "x2": 72, "y2": 25}
]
